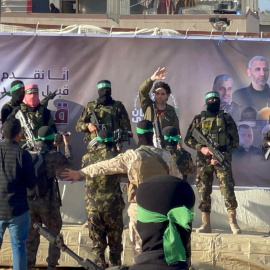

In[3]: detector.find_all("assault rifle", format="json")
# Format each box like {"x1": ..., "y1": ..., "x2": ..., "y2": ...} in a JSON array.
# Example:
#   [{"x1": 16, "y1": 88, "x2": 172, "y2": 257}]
[
  {"x1": 33, "y1": 223, "x2": 100, "y2": 270},
  {"x1": 15, "y1": 110, "x2": 36, "y2": 149},
  {"x1": 40, "y1": 89, "x2": 58, "y2": 107},
  {"x1": 89, "y1": 128, "x2": 133, "y2": 148},
  {"x1": 192, "y1": 127, "x2": 230, "y2": 170},
  {"x1": 114, "y1": 128, "x2": 133, "y2": 149},
  {"x1": 152, "y1": 104, "x2": 165, "y2": 149},
  {"x1": 87, "y1": 109, "x2": 106, "y2": 147}
]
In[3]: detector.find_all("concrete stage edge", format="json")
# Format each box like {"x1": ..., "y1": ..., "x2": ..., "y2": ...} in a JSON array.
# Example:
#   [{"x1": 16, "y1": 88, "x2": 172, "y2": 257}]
[{"x1": 0, "y1": 182, "x2": 270, "y2": 269}]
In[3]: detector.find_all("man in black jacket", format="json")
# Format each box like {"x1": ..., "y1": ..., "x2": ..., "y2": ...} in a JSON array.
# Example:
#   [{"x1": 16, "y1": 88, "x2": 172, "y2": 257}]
[
  {"x1": 0, "y1": 117, "x2": 37, "y2": 270},
  {"x1": 1, "y1": 80, "x2": 25, "y2": 124}
]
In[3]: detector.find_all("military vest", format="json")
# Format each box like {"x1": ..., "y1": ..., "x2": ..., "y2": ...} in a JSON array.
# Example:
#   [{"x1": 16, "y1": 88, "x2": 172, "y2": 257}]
[
  {"x1": 27, "y1": 149, "x2": 52, "y2": 198},
  {"x1": 93, "y1": 100, "x2": 122, "y2": 131},
  {"x1": 137, "y1": 146, "x2": 169, "y2": 184},
  {"x1": 20, "y1": 103, "x2": 45, "y2": 137},
  {"x1": 83, "y1": 100, "x2": 123, "y2": 142},
  {"x1": 200, "y1": 110, "x2": 229, "y2": 149}
]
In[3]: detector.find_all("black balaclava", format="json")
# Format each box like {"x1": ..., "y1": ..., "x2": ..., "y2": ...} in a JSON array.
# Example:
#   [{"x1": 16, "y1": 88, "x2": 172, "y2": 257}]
[
  {"x1": 136, "y1": 120, "x2": 154, "y2": 146},
  {"x1": 96, "y1": 80, "x2": 113, "y2": 105},
  {"x1": 205, "y1": 91, "x2": 220, "y2": 114},
  {"x1": 162, "y1": 126, "x2": 179, "y2": 147},
  {"x1": 9, "y1": 80, "x2": 25, "y2": 106},
  {"x1": 96, "y1": 129, "x2": 114, "y2": 148},
  {"x1": 129, "y1": 175, "x2": 195, "y2": 270},
  {"x1": 35, "y1": 126, "x2": 55, "y2": 151}
]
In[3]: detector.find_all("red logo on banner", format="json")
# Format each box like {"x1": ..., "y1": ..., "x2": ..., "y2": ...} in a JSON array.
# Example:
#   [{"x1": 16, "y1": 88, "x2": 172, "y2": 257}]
[{"x1": 54, "y1": 102, "x2": 68, "y2": 124}]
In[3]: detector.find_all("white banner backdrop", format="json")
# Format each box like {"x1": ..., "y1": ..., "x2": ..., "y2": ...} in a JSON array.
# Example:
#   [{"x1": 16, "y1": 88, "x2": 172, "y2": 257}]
[{"x1": 0, "y1": 34, "x2": 270, "y2": 186}]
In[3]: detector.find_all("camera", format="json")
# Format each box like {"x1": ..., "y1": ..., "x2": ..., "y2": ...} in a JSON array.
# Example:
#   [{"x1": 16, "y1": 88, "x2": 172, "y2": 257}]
[{"x1": 54, "y1": 132, "x2": 70, "y2": 144}]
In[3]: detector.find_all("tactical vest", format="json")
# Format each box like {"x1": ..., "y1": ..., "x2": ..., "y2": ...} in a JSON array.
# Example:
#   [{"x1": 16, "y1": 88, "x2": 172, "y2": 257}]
[
  {"x1": 93, "y1": 100, "x2": 122, "y2": 131},
  {"x1": 83, "y1": 100, "x2": 123, "y2": 142},
  {"x1": 137, "y1": 146, "x2": 169, "y2": 184},
  {"x1": 20, "y1": 103, "x2": 45, "y2": 137},
  {"x1": 28, "y1": 150, "x2": 52, "y2": 198},
  {"x1": 200, "y1": 110, "x2": 228, "y2": 149}
]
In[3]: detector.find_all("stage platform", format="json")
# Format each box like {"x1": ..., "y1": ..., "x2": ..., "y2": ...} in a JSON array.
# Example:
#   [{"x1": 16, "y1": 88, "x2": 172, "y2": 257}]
[
  {"x1": 0, "y1": 225, "x2": 270, "y2": 270},
  {"x1": 1, "y1": 182, "x2": 270, "y2": 269}
]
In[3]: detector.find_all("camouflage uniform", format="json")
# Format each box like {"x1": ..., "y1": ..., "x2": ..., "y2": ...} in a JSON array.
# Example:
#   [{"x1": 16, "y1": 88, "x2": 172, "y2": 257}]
[
  {"x1": 203, "y1": 101, "x2": 241, "y2": 122},
  {"x1": 80, "y1": 145, "x2": 181, "y2": 252},
  {"x1": 26, "y1": 145, "x2": 72, "y2": 270},
  {"x1": 84, "y1": 143, "x2": 125, "y2": 269},
  {"x1": 76, "y1": 99, "x2": 131, "y2": 143},
  {"x1": 19, "y1": 103, "x2": 56, "y2": 137},
  {"x1": 184, "y1": 110, "x2": 239, "y2": 213},
  {"x1": 139, "y1": 78, "x2": 180, "y2": 135},
  {"x1": 1, "y1": 101, "x2": 17, "y2": 124},
  {"x1": 164, "y1": 145, "x2": 195, "y2": 181}
]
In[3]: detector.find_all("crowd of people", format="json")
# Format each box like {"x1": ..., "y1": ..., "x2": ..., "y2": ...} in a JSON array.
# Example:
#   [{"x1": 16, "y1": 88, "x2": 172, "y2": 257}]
[{"x1": 0, "y1": 55, "x2": 270, "y2": 270}]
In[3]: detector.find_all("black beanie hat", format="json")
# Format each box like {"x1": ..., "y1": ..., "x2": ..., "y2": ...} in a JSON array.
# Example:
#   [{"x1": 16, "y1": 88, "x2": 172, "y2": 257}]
[
  {"x1": 137, "y1": 120, "x2": 153, "y2": 133},
  {"x1": 162, "y1": 126, "x2": 178, "y2": 137},
  {"x1": 97, "y1": 80, "x2": 111, "y2": 91},
  {"x1": 97, "y1": 130, "x2": 113, "y2": 140},
  {"x1": 37, "y1": 126, "x2": 55, "y2": 140},
  {"x1": 9, "y1": 80, "x2": 24, "y2": 98}
]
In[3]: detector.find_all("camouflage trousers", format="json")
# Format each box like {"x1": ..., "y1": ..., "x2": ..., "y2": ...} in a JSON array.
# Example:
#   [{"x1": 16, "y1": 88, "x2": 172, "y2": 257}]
[
  {"x1": 127, "y1": 203, "x2": 142, "y2": 253},
  {"x1": 26, "y1": 192, "x2": 62, "y2": 269},
  {"x1": 87, "y1": 208, "x2": 124, "y2": 270},
  {"x1": 196, "y1": 160, "x2": 238, "y2": 213}
]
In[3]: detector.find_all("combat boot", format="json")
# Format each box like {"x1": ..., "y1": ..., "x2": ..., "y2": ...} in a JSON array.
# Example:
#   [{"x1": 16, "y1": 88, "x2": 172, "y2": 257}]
[
  {"x1": 196, "y1": 212, "x2": 212, "y2": 233},
  {"x1": 228, "y1": 210, "x2": 242, "y2": 234}
]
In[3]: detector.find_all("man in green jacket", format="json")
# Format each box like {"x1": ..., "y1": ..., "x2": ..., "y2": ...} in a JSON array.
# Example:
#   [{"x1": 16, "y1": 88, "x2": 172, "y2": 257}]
[{"x1": 139, "y1": 67, "x2": 181, "y2": 146}]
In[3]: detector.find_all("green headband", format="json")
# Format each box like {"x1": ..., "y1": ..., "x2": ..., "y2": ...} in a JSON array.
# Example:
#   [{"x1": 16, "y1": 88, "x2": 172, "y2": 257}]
[
  {"x1": 136, "y1": 127, "x2": 153, "y2": 134},
  {"x1": 35, "y1": 133, "x2": 55, "y2": 141},
  {"x1": 97, "y1": 82, "x2": 111, "y2": 90},
  {"x1": 205, "y1": 92, "x2": 220, "y2": 100},
  {"x1": 137, "y1": 204, "x2": 195, "y2": 264},
  {"x1": 164, "y1": 135, "x2": 182, "y2": 143},
  {"x1": 7, "y1": 83, "x2": 24, "y2": 96},
  {"x1": 96, "y1": 135, "x2": 114, "y2": 142}
]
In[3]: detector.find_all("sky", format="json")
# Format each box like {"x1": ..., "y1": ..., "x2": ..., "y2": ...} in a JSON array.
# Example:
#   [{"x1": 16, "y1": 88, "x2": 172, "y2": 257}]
[{"x1": 259, "y1": 0, "x2": 269, "y2": 10}]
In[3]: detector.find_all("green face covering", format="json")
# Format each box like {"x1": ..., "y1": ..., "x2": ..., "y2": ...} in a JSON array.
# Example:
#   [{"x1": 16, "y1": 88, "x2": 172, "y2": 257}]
[{"x1": 137, "y1": 204, "x2": 195, "y2": 264}]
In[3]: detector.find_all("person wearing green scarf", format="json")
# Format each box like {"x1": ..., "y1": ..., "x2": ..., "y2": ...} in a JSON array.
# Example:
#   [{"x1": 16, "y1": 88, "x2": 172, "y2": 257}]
[
  {"x1": 1, "y1": 80, "x2": 25, "y2": 124},
  {"x1": 129, "y1": 175, "x2": 195, "y2": 270},
  {"x1": 162, "y1": 126, "x2": 195, "y2": 182}
]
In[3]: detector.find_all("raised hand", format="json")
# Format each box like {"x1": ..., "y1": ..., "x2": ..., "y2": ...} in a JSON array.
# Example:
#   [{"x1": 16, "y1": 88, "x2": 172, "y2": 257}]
[{"x1": 150, "y1": 67, "x2": 168, "y2": 81}]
